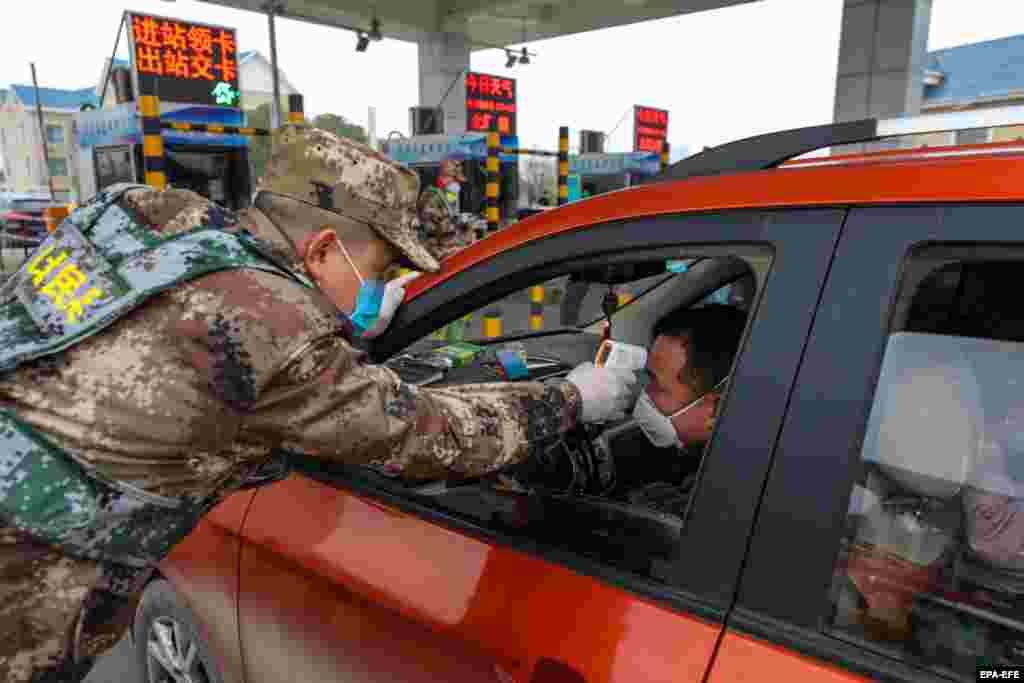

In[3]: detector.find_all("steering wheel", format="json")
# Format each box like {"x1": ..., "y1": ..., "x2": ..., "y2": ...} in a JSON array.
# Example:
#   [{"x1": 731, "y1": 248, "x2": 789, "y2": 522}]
[{"x1": 518, "y1": 419, "x2": 621, "y2": 496}]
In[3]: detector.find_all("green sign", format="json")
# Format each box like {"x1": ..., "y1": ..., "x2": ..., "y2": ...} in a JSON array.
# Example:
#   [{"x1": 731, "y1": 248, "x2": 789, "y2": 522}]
[{"x1": 211, "y1": 82, "x2": 239, "y2": 106}]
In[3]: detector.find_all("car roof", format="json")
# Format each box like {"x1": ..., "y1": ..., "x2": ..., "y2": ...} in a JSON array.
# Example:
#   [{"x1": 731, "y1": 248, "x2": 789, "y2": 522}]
[{"x1": 406, "y1": 141, "x2": 1024, "y2": 298}]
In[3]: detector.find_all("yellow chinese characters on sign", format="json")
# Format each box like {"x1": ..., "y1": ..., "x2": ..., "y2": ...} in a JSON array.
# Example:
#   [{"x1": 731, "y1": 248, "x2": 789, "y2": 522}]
[{"x1": 26, "y1": 245, "x2": 106, "y2": 324}]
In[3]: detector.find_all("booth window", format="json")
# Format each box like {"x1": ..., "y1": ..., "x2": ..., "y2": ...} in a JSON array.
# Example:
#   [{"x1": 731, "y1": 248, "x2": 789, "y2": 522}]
[{"x1": 45, "y1": 125, "x2": 64, "y2": 145}]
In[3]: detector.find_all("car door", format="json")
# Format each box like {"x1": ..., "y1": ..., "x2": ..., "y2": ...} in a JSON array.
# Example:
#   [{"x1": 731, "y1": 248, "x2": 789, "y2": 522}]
[
  {"x1": 719, "y1": 204, "x2": 1024, "y2": 682},
  {"x1": 235, "y1": 207, "x2": 844, "y2": 683}
]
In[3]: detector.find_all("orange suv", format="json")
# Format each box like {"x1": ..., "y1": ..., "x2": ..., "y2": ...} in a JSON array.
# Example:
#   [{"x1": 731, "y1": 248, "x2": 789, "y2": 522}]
[{"x1": 135, "y1": 111, "x2": 1024, "y2": 683}]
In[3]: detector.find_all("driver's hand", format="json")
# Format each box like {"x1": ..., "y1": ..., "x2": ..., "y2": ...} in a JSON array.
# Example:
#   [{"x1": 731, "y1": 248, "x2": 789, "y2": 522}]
[
  {"x1": 361, "y1": 272, "x2": 420, "y2": 339},
  {"x1": 565, "y1": 362, "x2": 637, "y2": 423}
]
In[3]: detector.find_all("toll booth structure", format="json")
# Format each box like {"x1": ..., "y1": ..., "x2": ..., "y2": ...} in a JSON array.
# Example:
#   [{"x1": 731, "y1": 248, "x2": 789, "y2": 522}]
[
  {"x1": 73, "y1": 101, "x2": 254, "y2": 211},
  {"x1": 381, "y1": 133, "x2": 520, "y2": 221},
  {"x1": 570, "y1": 151, "x2": 663, "y2": 199}
]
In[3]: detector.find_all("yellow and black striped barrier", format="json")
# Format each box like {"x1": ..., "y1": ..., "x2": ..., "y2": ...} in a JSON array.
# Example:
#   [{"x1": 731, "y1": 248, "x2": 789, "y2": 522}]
[
  {"x1": 139, "y1": 94, "x2": 166, "y2": 190},
  {"x1": 482, "y1": 309, "x2": 503, "y2": 339},
  {"x1": 288, "y1": 93, "x2": 305, "y2": 124},
  {"x1": 141, "y1": 93, "x2": 305, "y2": 189},
  {"x1": 557, "y1": 126, "x2": 569, "y2": 207},
  {"x1": 486, "y1": 121, "x2": 501, "y2": 234},
  {"x1": 163, "y1": 121, "x2": 268, "y2": 136},
  {"x1": 529, "y1": 285, "x2": 545, "y2": 331},
  {"x1": 661, "y1": 141, "x2": 670, "y2": 174}
]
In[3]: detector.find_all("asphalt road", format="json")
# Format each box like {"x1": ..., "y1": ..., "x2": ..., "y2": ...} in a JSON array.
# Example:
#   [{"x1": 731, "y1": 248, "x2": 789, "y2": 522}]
[{"x1": 86, "y1": 637, "x2": 140, "y2": 682}]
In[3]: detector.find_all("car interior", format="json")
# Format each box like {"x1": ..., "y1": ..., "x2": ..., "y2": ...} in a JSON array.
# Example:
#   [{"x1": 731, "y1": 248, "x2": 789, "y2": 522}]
[
  {"x1": 293, "y1": 252, "x2": 768, "y2": 582},
  {"x1": 830, "y1": 255, "x2": 1024, "y2": 676}
]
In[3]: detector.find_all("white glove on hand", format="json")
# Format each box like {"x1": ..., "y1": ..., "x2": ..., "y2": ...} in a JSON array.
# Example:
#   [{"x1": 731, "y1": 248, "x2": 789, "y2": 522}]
[
  {"x1": 361, "y1": 272, "x2": 421, "y2": 339},
  {"x1": 565, "y1": 361, "x2": 638, "y2": 423}
]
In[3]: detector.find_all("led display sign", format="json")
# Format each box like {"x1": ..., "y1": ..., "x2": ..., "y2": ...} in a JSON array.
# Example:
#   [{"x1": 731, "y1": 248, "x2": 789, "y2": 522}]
[
  {"x1": 127, "y1": 12, "x2": 241, "y2": 108},
  {"x1": 465, "y1": 71, "x2": 517, "y2": 135},
  {"x1": 633, "y1": 105, "x2": 669, "y2": 154}
]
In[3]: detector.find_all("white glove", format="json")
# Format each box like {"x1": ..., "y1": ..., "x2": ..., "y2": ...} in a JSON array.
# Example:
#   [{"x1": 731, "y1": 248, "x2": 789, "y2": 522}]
[
  {"x1": 565, "y1": 361, "x2": 638, "y2": 423},
  {"x1": 362, "y1": 272, "x2": 420, "y2": 339}
]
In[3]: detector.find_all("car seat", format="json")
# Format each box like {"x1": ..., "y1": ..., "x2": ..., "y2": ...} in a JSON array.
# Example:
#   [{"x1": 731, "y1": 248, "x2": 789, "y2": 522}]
[{"x1": 844, "y1": 332, "x2": 980, "y2": 640}]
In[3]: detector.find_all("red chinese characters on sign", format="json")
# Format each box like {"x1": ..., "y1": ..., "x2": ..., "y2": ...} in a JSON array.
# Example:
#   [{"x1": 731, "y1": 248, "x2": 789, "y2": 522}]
[
  {"x1": 465, "y1": 71, "x2": 516, "y2": 135},
  {"x1": 130, "y1": 13, "x2": 240, "y2": 107},
  {"x1": 633, "y1": 105, "x2": 669, "y2": 154}
]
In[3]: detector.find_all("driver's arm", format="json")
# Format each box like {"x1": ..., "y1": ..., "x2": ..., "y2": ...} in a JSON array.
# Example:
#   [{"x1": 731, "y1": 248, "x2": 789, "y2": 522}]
[{"x1": 242, "y1": 333, "x2": 615, "y2": 480}]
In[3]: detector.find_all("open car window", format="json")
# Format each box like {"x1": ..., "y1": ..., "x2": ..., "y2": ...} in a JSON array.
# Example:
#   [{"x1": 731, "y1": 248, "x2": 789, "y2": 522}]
[
  {"x1": 410, "y1": 259, "x2": 695, "y2": 349},
  {"x1": 337, "y1": 249, "x2": 767, "y2": 587}
]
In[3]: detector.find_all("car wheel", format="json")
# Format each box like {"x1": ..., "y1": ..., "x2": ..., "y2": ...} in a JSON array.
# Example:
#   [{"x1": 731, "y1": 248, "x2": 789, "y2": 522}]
[{"x1": 133, "y1": 578, "x2": 224, "y2": 683}]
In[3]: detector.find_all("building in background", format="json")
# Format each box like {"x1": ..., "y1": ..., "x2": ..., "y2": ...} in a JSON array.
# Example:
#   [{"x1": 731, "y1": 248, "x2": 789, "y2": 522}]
[
  {"x1": 0, "y1": 49, "x2": 297, "y2": 201},
  {"x1": 914, "y1": 34, "x2": 1024, "y2": 147},
  {"x1": 0, "y1": 85, "x2": 97, "y2": 199}
]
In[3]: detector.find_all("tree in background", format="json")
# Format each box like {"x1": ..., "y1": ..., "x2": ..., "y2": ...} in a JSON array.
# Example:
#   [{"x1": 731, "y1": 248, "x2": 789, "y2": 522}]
[
  {"x1": 247, "y1": 103, "x2": 273, "y2": 184},
  {"x1": 246, "y1": 105, "x2": 369, "y2": 185},
  {"x1": 312, "y1": 113, "x2": 368, "y2": 145}
]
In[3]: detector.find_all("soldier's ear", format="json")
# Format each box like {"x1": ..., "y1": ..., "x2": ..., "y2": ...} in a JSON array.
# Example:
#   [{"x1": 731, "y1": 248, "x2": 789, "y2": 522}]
[{"x1": 303, "y1": 228, "x2": 339, "y2": 282}]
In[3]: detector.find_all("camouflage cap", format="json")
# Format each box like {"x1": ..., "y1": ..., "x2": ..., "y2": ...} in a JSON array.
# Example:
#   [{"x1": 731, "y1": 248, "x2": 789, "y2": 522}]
[{"x1": 260, "y1": 125, "x2": 440, "y2": 273}]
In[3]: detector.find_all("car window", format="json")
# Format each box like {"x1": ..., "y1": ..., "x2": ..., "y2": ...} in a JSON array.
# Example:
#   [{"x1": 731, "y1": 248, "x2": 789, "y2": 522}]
[
  {"x1": 828, "y1": 252, "x2": 1024, "y2": 681},
  {"x1": 379, "y1": 250, "x2": 764, "y2": 586},
  {"x1": 419, "y1": 264, "x2": 688, "y2": 345}
]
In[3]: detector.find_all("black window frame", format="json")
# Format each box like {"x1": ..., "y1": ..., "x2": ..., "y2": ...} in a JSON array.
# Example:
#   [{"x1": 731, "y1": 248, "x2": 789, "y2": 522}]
[
  {"x1": 308, "y1": 208, "x2": 844, "y2": 620},
  {"x1": 733, "y1": 203, "x2": 1024, "y2": 683}
]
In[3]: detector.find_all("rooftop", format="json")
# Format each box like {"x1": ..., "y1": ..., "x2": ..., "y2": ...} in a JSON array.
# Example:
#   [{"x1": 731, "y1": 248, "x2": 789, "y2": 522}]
[
  {"x1": 925, "y1": 34, "x2": 1024, "y2": 106},
  {"x1": 9, "y1": 84, "x2": 98, "y2": 111}
]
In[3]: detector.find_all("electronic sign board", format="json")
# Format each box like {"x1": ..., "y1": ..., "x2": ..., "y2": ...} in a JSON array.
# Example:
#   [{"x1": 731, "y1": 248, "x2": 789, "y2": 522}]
[
  {"x1": 466, "y1": 72, "x2": 517, "y2": 136},
  {"x1": 127, "y1": 12, "x2": 241, "y2": 108},
  {"x1": 633, "y1": 105, "x2": 669, "y2": 154}
]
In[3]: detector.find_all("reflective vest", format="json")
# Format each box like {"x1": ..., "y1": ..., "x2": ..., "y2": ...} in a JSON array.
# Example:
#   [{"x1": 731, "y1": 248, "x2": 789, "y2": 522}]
[{"x1": 0, "y1": 183, "x2": 305, "y2": 569}]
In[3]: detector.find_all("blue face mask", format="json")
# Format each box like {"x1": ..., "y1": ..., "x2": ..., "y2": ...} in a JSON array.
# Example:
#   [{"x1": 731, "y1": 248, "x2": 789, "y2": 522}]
[{"x1": 336, "y1": 238, "x2": 385, "y2": 336}]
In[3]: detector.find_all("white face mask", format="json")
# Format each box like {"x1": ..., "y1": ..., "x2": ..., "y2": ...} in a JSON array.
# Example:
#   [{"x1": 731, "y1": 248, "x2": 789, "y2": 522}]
[{"x1": 633, "y1": 376, "x2": 728, "y2": 449}]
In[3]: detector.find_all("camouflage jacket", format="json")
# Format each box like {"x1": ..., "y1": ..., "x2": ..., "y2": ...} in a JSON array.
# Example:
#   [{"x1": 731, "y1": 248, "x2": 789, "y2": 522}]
[
  {"x1": 0, "y1": 187, "x2": 581, "y2": 499},
  {"x1": 416, "y1": 187, "x2": 476, "y2": 261}
]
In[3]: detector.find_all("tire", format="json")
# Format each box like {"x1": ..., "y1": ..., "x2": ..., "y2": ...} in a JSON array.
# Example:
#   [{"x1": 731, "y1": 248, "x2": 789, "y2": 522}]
[{"x1": 133, "y1": 578, "x2": 225, "y2": 683}]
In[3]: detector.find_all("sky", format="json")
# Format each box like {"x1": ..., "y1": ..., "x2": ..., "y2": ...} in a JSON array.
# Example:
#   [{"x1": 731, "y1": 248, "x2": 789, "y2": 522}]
[{"x1": 2, "y1": 0, "x2": 1024, "y2": 154}]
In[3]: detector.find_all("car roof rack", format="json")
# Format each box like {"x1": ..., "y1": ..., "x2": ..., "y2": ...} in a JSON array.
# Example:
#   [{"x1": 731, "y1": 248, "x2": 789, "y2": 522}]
[{"x1": 657, "y1": 105, "x2": 1024, "y2": 182}]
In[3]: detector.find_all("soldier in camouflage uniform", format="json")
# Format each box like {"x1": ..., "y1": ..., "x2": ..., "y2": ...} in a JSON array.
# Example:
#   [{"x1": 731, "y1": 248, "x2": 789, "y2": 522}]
[
  {"x1": 416, "y1": 157, "x2": 476, "y2": 261},
  {"x1": 0, "y1": 126, "x2": 636, "y2": 682}
]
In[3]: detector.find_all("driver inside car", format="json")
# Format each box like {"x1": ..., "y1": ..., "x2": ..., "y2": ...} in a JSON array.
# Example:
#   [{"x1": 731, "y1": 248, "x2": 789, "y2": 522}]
[{"x1": 609, "y1": 304, "x2": 748, "y2": 508}]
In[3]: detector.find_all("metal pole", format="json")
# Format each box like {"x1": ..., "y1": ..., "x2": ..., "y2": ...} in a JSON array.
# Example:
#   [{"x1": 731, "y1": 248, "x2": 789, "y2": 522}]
[
  {"x1": 267, "y1": 3, "x2": 283, "y2": 130},
  {"x1": 486, "y1": 118, "x2": 500, "y2": 234},
  {"x1": 136, "y1": 75, "x2": 166, "y2": 190},
  {"x1": 29, "y1": 63, "x2": 56, "y2": 201},
  {"x1": 557, "y1": 126, "x2": 569, "y2": 206},
  {"x1": 98, "y1": 12, "x2": 127, "y2": 109},
  {"x1": 661, "y1": 140, "x2": 670, "y2": 174}
]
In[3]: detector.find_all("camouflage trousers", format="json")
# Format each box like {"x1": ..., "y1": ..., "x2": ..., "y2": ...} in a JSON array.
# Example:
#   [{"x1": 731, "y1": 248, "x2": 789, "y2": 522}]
[{"x1": 0, "y1": 528, "x2": 145, "y2": 683}]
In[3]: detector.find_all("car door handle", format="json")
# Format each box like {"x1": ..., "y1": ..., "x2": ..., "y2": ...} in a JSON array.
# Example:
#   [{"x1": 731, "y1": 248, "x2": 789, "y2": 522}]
[{"x1": 530, "y1": 658, "x2": 588, "y2": 683}]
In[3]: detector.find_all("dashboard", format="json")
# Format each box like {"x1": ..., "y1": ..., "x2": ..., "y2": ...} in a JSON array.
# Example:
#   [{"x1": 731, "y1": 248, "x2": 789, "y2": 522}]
[{"x1": 367, "y1": 330, "x2": 700, "y2": 580}]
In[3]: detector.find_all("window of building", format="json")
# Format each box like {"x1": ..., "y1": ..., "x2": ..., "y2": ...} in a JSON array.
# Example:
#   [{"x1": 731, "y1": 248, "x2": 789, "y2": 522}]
[
  {"x1": 955, "y1": 128, "x2": 990, "y2": 146},
  {"x1": 47, "y1": 158, "x2": 68, "y2": 177},
  {"x1": 828, "y1": 249, "x2": 1024, "y2": 681},
  {"x1": 45, "y1": 124, "x2": 64, "y2": 145}
]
